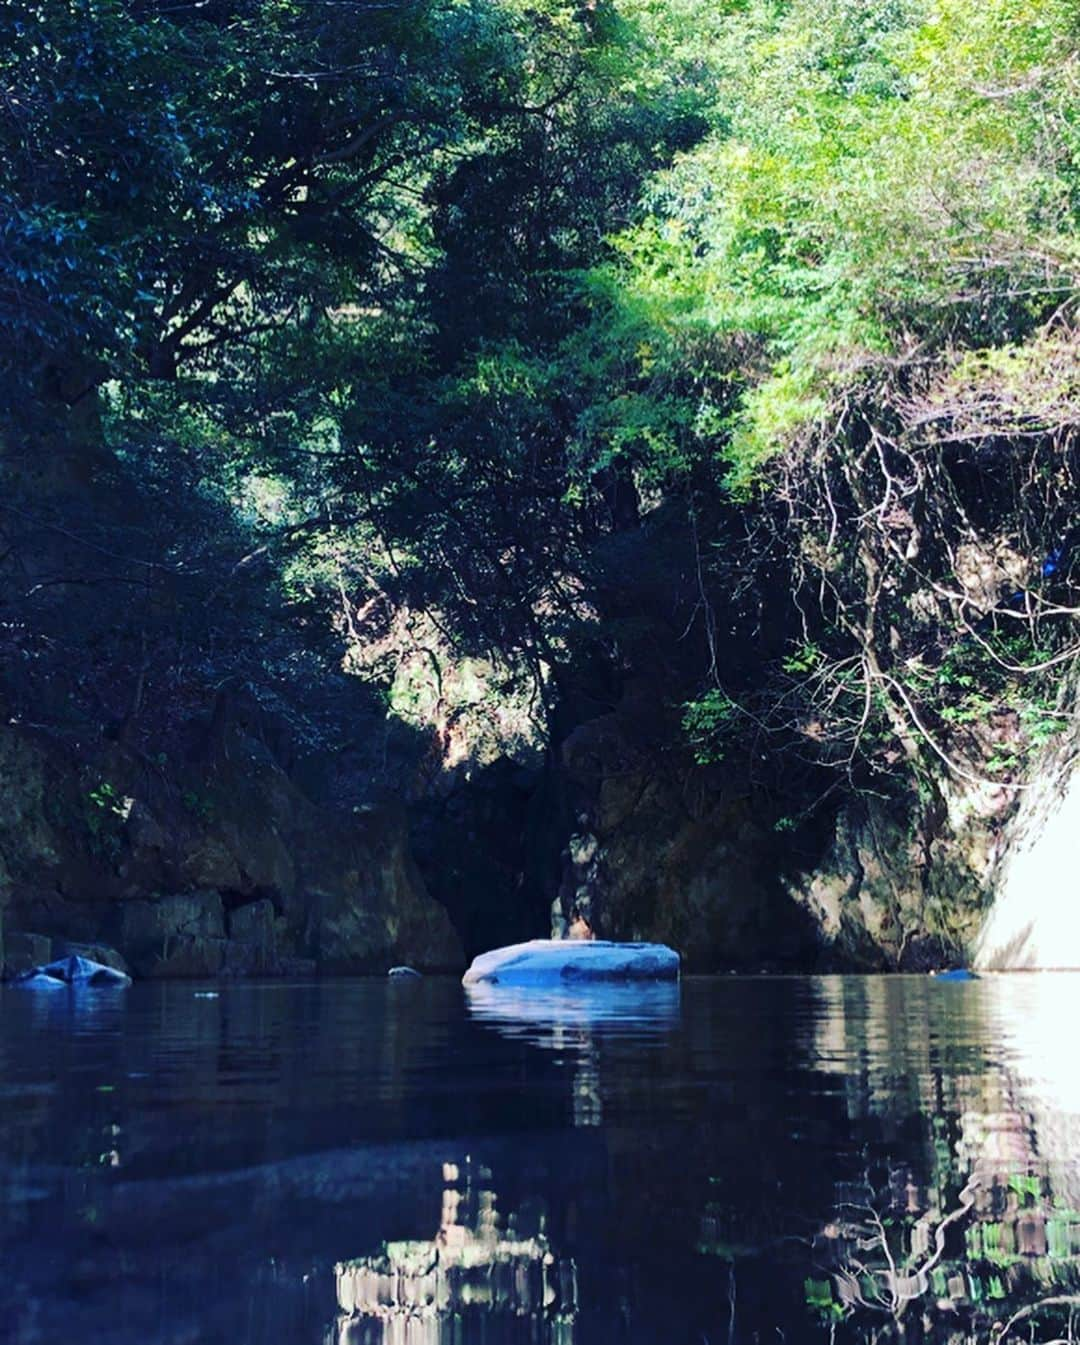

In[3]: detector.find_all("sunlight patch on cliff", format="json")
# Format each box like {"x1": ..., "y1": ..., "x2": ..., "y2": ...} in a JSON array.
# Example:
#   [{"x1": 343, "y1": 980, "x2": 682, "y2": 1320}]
[{"x1": 975, "y1": 746, "x2": 1080, "y2": 971}]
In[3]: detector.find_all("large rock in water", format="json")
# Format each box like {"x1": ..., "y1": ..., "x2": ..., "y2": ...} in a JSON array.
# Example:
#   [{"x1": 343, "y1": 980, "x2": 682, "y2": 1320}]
[{"x1": 462, "y1": 938, "x2": 679, "y2": 986}]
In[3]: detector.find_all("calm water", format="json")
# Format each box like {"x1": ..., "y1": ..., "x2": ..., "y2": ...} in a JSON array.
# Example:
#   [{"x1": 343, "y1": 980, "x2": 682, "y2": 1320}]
[{"x1": 3, "y1": 974, "x2": 1080, "y2": 1344}]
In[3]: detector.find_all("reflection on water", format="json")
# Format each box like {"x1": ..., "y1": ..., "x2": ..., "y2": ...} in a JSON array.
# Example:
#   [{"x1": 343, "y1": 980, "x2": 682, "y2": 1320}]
[
  {"x1": 804, "y1": 976, "x2": 1080, "y2": 1342},
  {"x1": 465, "y1": 981, "x2": 680, "y2": 1127},
  {"x1": 4, "y1": 974, "x2": 1080, "y2": 1343},
  {"x1": 464, "y1": 981, "x2": 681, "y2": 1041},
  {"x1": 332, "y1": 1158, "x2": 577, "y2": 1344}
]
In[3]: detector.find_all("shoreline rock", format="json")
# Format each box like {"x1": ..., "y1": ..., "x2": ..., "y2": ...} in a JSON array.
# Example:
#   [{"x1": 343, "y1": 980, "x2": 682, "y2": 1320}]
[{"x1": 11, "y1": 953, "x2": 131, "y2": 988}]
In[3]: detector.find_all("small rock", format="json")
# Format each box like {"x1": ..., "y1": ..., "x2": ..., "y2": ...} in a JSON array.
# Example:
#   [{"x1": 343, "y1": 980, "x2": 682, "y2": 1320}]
[{"x1": 388, "y1": 965, "x2": 421, "y2": 978}]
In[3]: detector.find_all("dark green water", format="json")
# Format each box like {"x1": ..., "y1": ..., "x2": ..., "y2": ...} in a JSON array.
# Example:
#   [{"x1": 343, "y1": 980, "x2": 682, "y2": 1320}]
[{"x1": 2, "y1": 973, "x2": 1080, "y2": 1344}]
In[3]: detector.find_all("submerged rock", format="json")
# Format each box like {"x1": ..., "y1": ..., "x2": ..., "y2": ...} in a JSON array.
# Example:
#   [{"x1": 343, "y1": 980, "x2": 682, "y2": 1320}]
[
  {"x1": 12, "y1": 953, "x2": 131, "y2": 988},
  {"x1": 462, "y1": 938, "x2": 679, "y2": 987}
]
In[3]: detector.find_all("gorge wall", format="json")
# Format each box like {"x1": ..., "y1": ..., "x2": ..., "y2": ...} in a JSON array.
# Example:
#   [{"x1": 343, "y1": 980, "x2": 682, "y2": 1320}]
[
  {"x1": 0, "y1": 427, "x2": 1073, "y2": 980},
  {"x1": 0, "y1": 701, "x2": 463, "y2": 980},
  {"x1": 1, "y1": 661, "x2": 1076, "y2": 978}
]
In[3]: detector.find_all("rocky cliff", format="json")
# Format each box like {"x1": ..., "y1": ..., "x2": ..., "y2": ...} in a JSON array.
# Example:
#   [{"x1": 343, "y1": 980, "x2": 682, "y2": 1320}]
[
  {"x1": 0, "y1": 438, "x2": 1072, "y2": 978},
  {"x1": 3, "y1": 664, "x2": 1078, "y2": 977},
  {"x1": 532, "y1": 673, "x2": 1077, "y2": 973},
  {"x1": 0, "y1": 699, "x2": 463, "y2": 979}
]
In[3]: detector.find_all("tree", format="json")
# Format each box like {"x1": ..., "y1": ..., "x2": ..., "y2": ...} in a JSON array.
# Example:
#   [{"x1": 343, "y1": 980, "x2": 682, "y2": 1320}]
[{"x1": 0, "y1": 0, "x2": 516, "y2": 426}]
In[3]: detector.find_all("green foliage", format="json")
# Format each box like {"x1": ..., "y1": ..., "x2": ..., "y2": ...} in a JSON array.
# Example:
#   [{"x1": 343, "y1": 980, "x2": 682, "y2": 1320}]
[
  {"x1": 781, "y1": 643, "x2": 823, "y2": 676},
  {"x1": 181, "y1": 790, "x2": 215, "y2": 824},
  {"x1": 682, "y1": 689, "x2": 740, "y2": 764},
  {"x1": 4, "y1": 0, "x2": 1076, "y2": 816},
  {"x1": 1008, "y1": 1172, "x2": 1043, "y2": 1203},
  {"x1": 84, "y1": 779, "x2": 129, "y2": 861},
  {"x1": 803, "y1": 1277, "x2": 843, "y2": 1321},
  {"x1": 87, "y1": 780, "x2": 124, "y2": 821},
  {"x1": 931, "y1": 634, "x2": 1068, "y2": 774},
  {"x1": 590, "y1": 0, "x2": 1080, "y2": 483},
  {"x1": 1, "y1": 0, "x2": 548, "y2": 414}
]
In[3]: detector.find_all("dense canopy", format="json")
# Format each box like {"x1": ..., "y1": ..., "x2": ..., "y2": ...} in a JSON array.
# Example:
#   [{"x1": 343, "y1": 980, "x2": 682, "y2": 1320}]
[{"x1": 3, "y1": 0, "x2": 1078, "y2": 827}]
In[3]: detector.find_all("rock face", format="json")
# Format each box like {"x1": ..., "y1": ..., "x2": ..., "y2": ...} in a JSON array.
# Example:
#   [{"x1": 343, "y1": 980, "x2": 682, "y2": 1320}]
[
  {"x1": 462, "y1": 938, "x2": 680, "y2": 986},
  {"x1": 547, "y1": 698, "x2": 818, "y2": 971},
  {"x1": 2, "y1": 931, "x2": 54, "y2": 979},
  {"x1": 111, "y1": 891, "x2": 227, "y2": 978},
  {"x1": 0, "y1": 696, "x2": 464, "y2": 978},
  {"x1": 784, "y1": 785, "x2": 998, "y2": 971},
  {"x1": 540, "y1": 676, "x2": 1013, "y2": 972},
  {"x1": 787, "y1": 686, "x2": 1080, "y2": 972}
]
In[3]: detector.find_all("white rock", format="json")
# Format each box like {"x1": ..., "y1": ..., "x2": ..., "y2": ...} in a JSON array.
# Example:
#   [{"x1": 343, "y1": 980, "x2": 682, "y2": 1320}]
[{"x1": 461, "y1": 938, "x2": 679, "y2": 987}]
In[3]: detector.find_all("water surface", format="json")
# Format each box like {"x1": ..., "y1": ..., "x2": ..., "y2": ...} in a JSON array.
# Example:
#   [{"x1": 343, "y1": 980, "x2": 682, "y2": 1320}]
[{"x1": 3, "y1": 973, "x2": 1080, "y2": 1343}]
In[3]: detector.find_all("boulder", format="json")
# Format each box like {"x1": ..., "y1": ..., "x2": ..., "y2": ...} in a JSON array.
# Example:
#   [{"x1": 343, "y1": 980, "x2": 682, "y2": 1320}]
[
  {"x1": 462, "y1": 938, "x2": 680, "y2": 987},
  {"x1": 12, "y1": 953, "x2": 131, "y2": 988},
  {"x1": 53, "y1": 940, "x2": 130, "y2": 976}
]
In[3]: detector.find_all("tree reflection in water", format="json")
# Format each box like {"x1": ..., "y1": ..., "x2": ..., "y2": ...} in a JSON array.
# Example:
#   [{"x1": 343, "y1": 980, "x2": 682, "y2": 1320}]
[
  {"x1": 330, "y1": 1158, "x2": 578, "y2": 1344},
  {"x1": 796, "y1": 976, "x2": 1080, "y2": 1344},
  {"x1": 326, "y1": 975, "x2": 1080, "y2": 1345}
]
